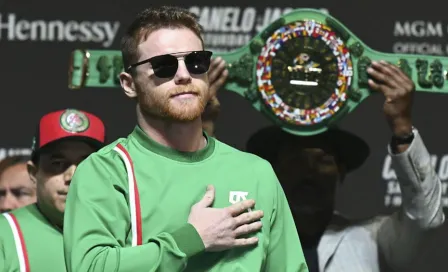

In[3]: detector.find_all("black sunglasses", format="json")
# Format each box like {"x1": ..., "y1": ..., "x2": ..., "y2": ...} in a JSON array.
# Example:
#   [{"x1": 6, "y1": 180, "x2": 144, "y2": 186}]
[{"x1": 126, "y1": 50, "x2": 213, "y2": 78}]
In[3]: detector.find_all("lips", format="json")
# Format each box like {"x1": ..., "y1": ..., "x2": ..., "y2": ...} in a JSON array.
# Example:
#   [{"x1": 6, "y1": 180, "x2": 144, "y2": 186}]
[{"x1": 170, "y1": 91, "x2": 198, "y2": 98}]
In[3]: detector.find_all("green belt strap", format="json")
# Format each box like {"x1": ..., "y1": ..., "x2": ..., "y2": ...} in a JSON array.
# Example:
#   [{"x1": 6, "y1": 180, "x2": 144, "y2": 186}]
[{"x1": 68, "y1": 8, "x2": 448, "y2": 136}]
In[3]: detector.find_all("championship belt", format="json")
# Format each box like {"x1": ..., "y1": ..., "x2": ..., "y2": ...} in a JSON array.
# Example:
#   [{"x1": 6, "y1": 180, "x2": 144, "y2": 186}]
[{"x1": 68, "y1": 8, "x2": 448, "y2": 136}]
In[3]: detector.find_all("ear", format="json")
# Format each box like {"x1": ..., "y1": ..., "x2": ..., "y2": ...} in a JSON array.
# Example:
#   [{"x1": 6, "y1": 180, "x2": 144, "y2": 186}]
[
  {"x1": 119, "y1": 72, "x2": 138, "y2": 98},
  {"x1": 27, "y1": 161, "x2": 38, "y2": 184}
]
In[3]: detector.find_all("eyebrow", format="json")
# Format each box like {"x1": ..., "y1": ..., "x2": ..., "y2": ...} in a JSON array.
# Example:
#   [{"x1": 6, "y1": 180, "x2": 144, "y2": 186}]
[
  {"x1": 0, "y1": 186, "x2": 30, "y2": 192},
  {"x1": 11, "y1": 186, "x2": 33, "y2": 191}
]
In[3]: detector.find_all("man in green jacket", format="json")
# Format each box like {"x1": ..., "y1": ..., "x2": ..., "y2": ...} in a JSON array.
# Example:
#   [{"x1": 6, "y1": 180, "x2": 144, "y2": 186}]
[
  {"x1": 63, "y1": 6, "x2": 308, "y2": 272},
  {"x1": 0, "y1": 109, "x2": 106, "y2": 272}
]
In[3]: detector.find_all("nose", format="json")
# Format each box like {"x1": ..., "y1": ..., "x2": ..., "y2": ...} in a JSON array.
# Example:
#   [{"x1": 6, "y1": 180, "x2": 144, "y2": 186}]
[
  {"x1": 0, "y1": 192, "x2": 19, "y2": 213},
  {"x1": 173, "y1": 60, "x2": 192, "y2": 85},
  {"x1": 63, "y1": 165, "x2": 77, "y2": 185}
]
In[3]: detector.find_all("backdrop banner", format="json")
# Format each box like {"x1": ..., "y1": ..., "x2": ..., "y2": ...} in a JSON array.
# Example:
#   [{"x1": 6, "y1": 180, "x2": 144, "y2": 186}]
[{"x1": 0, "y1": 1, "x2": 447, "y2": 270}]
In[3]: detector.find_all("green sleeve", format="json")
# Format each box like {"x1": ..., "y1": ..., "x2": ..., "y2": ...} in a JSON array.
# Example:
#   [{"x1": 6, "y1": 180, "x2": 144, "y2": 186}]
[
  {"x1": 63, "y1": 152, "x2": 205, "y2": 272},
  {"x1": 261, "y1": 161, "x2": 309, "y2": 272},
  {"x1": 0, "y1": 216, "x2": 14, "y2": 271},
  {"x1": 0, "y1": 224, "x2": 5, "y2": 272}
]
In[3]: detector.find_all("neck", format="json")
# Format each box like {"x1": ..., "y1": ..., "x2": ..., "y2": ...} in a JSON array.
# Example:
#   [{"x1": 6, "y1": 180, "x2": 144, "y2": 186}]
[
  {"x1": 137, "y1": 107, "x2": 206, "y2": 152},
  {"x1": 36, "y1": 199, "x2": 63, "y2": 231}
]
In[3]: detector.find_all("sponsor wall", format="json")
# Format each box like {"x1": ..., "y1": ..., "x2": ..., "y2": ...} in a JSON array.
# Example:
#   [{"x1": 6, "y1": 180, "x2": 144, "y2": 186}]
[
  {"x1": 0, "y1": 0, "x2": 447, "y2": 270},
  {"x1": 0, "y1": 13, "x2": 120, "y2": 47},
  {"x1": 188, "y1": 6, "x2": 329, "y2": 52}
]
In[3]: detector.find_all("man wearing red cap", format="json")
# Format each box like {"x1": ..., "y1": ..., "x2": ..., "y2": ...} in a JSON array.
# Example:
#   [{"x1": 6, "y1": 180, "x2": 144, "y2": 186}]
[{"x1": 0, "y1": 109, "x2": 106, "y2": 272}]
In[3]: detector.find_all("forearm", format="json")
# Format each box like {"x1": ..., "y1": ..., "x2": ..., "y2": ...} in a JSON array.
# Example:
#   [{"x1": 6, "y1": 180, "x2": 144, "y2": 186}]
[
  {"x1": 67, "y1": 224, "x2": 204, "y2": 272},
  {"x1": 76, "y1": 243, "x2": 181, "y2": 272},
  {"x1": 389, "y1": 128, "x2": 444, "y2": 227},
  {"x1": 377, "y1": 128, "x2": 445, "y2": 269}
]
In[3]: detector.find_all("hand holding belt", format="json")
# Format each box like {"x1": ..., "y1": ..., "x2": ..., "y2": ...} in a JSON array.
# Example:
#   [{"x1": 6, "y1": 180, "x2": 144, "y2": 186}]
[{"x1": 68, "y1": 9, "x2": 448, "y2": 136}]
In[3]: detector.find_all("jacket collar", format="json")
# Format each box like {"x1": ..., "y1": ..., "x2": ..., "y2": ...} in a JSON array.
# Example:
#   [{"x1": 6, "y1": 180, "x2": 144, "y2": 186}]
[{"x1": 317, "y1": 212, "x2": 352, "y2": 270}]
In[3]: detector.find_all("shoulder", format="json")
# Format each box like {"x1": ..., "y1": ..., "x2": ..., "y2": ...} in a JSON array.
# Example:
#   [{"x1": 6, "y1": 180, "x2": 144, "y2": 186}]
[
  {"x1": 71, "y1": 137, "x2": 131, "y2": 192},
  {"x1": 0, "y1": 212, "x2": 12, "y2": 232},
  {"x1": 0, "y1": 205, "x2": 34, "y2": 225},
  {"x1": 328, "y1": 213, "x2": 389, "y2": 238},
  {"x1": 0, "y1": 205, "x2": 35, "y2": 242},
  {"x1": 89, "y1": 137, "x2": 129, "y2": 161},
  {"x1": 0, "y1": 210, "x2": 20, "y2": 269},
  {"x1": 213, "y1": 139, "x2": 279, "y2": 195},
  {"x1": 75, "y1": 138, "x2": 129, "y2": 177},
  {"x1": 213, "y1": 138, "x2": 274, "y2": 170}
]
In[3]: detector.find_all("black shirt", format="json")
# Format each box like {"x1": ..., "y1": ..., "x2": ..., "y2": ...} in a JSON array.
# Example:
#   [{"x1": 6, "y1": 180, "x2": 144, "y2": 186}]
[{"x1": 303, "y1": 246, "x2": 320, "y2": 272}]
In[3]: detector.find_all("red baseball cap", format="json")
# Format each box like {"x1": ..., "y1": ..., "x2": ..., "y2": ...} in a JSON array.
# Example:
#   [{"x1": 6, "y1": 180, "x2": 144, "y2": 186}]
[{"x1": 31, "y1": 109, "x2": 106, "y2": 161}]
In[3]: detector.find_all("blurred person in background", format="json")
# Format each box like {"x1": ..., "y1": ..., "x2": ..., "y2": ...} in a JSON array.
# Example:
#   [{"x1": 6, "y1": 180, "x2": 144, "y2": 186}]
[
  {"x1": 0, "y1": 109, "x2": 106, "y2": 272},
  {"x1": 0, "y1": 155, "x2": 36, "y2": 213},
  {"x1": 246, "y1": 61, "x2": 445, "y2": 272}
]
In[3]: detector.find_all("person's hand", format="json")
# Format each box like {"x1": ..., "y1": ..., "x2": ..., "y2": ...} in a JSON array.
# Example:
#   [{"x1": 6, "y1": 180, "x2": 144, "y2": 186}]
[
  {"x1": 208, "y1": 57, "x2": 228, "y2": 99},
  {"x1": 367, "y1": 60, "x2": 415, "y2": 136},
  {"x1": 188, "y1": 185, "x2": 263, "y2": 252},
  {"x1": 202, "y1": 57, "x2": 228, "y2": 136}
]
